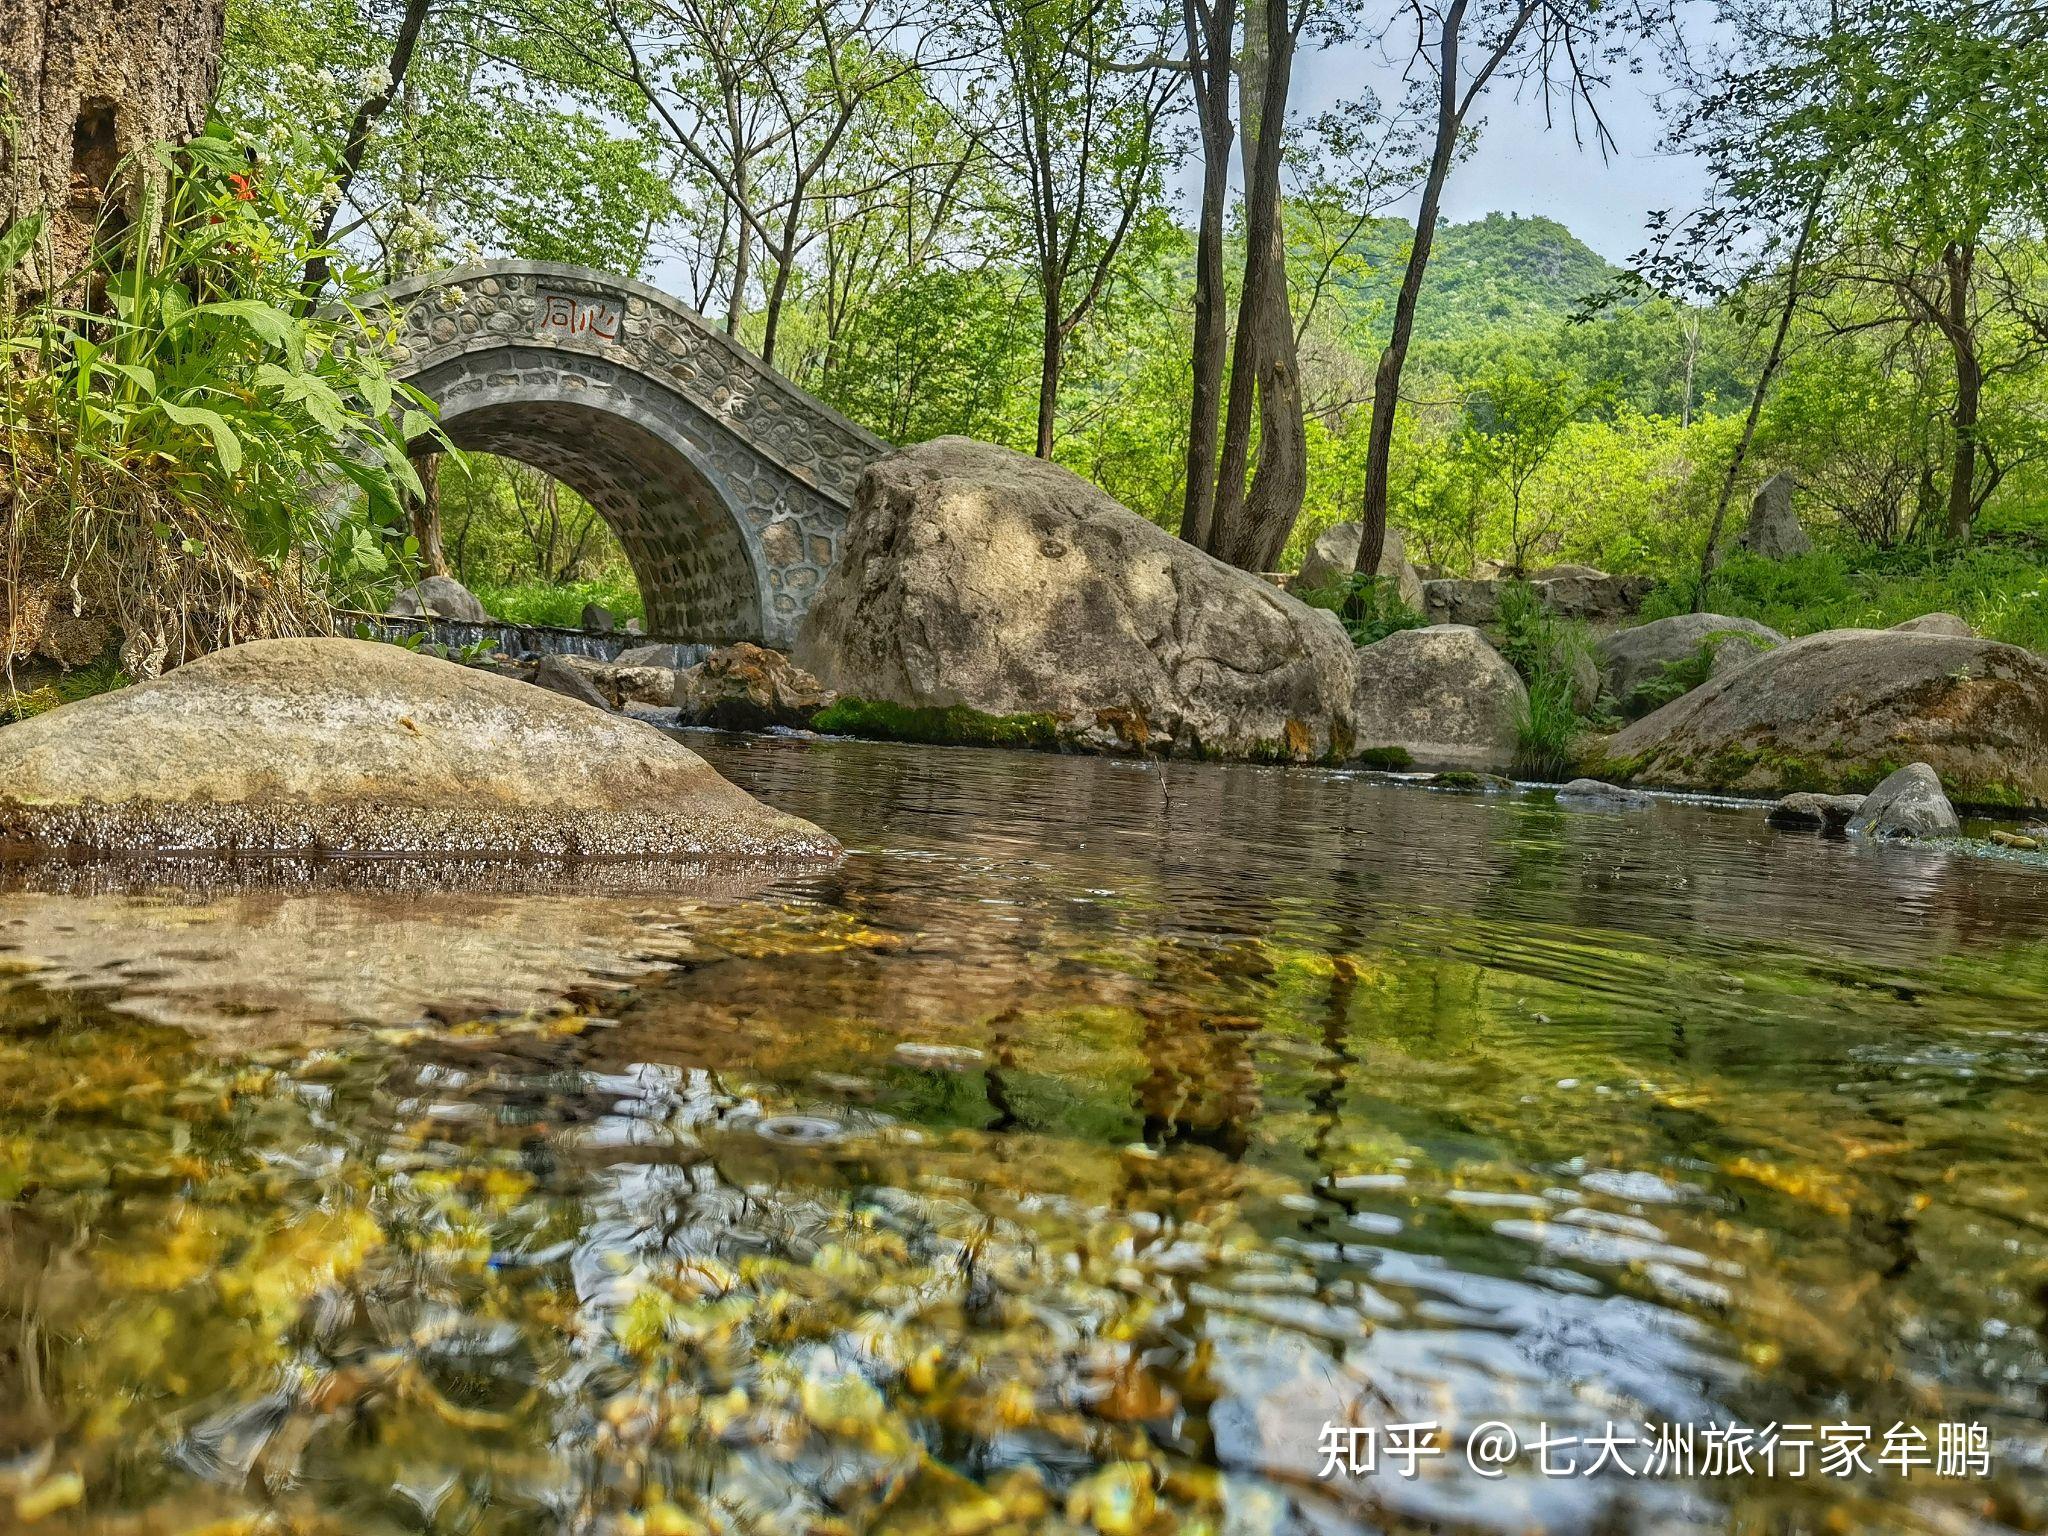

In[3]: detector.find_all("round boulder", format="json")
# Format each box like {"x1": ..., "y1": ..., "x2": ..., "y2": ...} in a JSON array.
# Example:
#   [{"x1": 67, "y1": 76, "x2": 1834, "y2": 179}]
[
  {"x1": 1596, "y1": 613, "x2": 1785, "y2": 709},
  {"x1": 0, "y1": 638, "x2": 839, "y2": 859},
  {"x1": 386, "y1": 575, "x2": 492, "y2": 623},
  {"x1": 1352, "y1": 625, "x2": 1526, "y2": 773},
  {"x1": 1847, "y1": 763, "x2": 1959, "y2": 839},
  {"x1": 1889, "y1": 612, "x2": 1976, "y2": 638},
  {"x1": 795, "y1": 438, "x2": 1357, "y2": 761},
  {"x1": 1295, "y1": 521, "x2": 1427, "y2": 611},
  {"x1": 1597, "y1": 629, "x2": 2048, "y2": 809}
]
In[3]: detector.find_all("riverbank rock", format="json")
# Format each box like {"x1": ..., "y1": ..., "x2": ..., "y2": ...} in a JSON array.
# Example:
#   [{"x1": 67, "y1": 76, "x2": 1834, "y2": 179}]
[
  {"x1": 679, "y1": 643, "x2": 833, "y2": 730},
  {"x1": 1556, "y1": 778, "x2": 1655, "y2": 810},
  {"x1": 1351, "y1": 626, "x2": 1525, "y2": 772},
  {"x1": 1294, "y1": 522, "x2": 1427, "y2": 611},
  {"x1": 1596, "y1": 613, "x2": 1785, "y2": 708},
  {"x1": 581, "y1": 603, "x2": 617, "y2": 635},
  {"x1": 0, "y1": 638, "x2": 838, "y2": 859},
  {"x1": 532, "y1": 654, "x2": 613, "y2": 711},
  {"x1": 1737, "y1": 473, "x2": 1810, "y2": 559},
  {"x1": 1847, "y1": 764, "x2": 1959, "y2": 839},
  {"x1": 1890, "y1": 613, "x2": 1976, "y2": 637},
  {"x1": 795, "y1": 438, "x2": 1358, "y2": 761},
  {"x1": 1597, "y1": 629, "x2": 2048, "y2": 809},
  {"x1": 387, "y1": 575, "x2": 491, "y2": 623},
  {"x1": 1767, "y1": 792, "x2": 1864, "y2": 832}
]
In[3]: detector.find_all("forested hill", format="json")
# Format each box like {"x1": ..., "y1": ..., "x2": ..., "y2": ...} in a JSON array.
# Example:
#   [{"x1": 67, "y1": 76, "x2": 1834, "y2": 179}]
[{"x1": 1308, "y1": 211, "x2": 1627, "y2": 344}]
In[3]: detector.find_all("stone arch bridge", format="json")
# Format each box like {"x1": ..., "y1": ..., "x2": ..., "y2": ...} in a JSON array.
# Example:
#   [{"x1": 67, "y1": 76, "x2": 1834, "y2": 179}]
[{"x1": 367, "y1": 262, "x2": 887, "y2": 647}]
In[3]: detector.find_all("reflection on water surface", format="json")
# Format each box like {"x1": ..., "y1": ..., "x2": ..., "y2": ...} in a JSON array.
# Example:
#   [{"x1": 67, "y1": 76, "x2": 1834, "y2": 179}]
[{"x1": 1, "y1": 736, "x2": 2045, "y2": 1534}]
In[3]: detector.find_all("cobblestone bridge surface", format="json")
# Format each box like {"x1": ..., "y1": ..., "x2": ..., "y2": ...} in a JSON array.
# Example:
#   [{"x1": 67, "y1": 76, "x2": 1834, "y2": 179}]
[{"x1": 367, "y1": 262, "x2": 888, "y2": 646}]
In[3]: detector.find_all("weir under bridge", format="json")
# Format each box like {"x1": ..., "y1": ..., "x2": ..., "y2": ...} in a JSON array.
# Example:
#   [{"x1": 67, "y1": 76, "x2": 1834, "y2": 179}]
[{"x1": 366, "y1": 261, "x2": 888, "y2": 649}]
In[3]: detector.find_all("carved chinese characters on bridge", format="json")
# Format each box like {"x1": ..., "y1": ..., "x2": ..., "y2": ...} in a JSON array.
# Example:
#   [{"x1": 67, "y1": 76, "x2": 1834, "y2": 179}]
[{"x1": 536, "y1": 291, "x2": 623, "y2": 343}]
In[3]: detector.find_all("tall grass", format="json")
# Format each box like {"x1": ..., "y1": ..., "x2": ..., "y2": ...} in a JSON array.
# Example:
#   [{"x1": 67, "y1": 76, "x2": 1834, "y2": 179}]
[
  {"x1": 1493, "y1": 581, "x2": 1593, "y2": 779},
  {"x1": 1640, "y1": 546, "x2": 2048, "y2": 653},
  {"x1": 470, "y1": 577, "x2": 646, "y2": 629},
  {"x1": 2, "y1": 131, "x2": 440, "y2": 677}
]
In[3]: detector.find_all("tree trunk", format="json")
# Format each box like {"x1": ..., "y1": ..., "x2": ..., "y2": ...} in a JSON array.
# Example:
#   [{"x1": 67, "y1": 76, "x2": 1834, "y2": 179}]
[
  {"x1": 1231, "y1": 0, "x2": 1307, "y2": 572},
  {"x1": 1176, "y1": 0, "x2": 1235, "y2": 551},
  {"x1": 1691, "y1": 187, "x2": 1822, "y2": 610},
  {"x1": 1204, "y1": 0, "x2": 1269, "y2": 561},
  {"x1": 1941, "y1": 242, "x2": 1980, "y2": 544},
  {"x1": 1354, "y1": 0, "x2": 1468, "y2": 587},
  {"x1": 0, "y1": 0, "x2": 227, "y2": 299},
  {"x1": 410, "y1": 451, "x2": 450, "y2": 578},
  {"x1": 302, "y1": 0, "x2": 431, "y2": 298},
  {"x1": 1035, "y1": 303, "x2": 1063, "y2": 459}
]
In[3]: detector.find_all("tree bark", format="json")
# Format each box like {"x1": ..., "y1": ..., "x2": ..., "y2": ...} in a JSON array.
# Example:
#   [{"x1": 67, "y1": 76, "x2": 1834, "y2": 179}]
[
  {"x1": 1035, "y1": 300, "x2": 1064, "y2": 460},
  {"x1": 1231, "y1": 0, "x2": 1308, "y2": 572},
  {"x1": 1940, "y1": 241, "x2": 1980, "y2": 543},
  {"x1": 410, "y1": 451, "x2": 450, "y2": 578},
  {"x1": 1175, "y1": 0, "x2": 1235, "y2": 550},
  {"x1": 1355, "y1": 0, "x2": 1469, "y2": 587},
  {"x1": 0, "y1": 0, "x2": 226, "y2": 297}
]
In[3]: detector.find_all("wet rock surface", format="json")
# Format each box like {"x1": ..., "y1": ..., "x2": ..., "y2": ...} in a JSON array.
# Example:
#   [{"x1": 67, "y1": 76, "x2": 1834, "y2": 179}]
[
  {"x1": 0, "y1": 638, "x2": 839, "y2": 859},
  {"x1": 679, "y1": 642, "x2": 834, "y2": 730},
  {"x1": 1848, "y1": 763, "x2": 1960, "y2": 839},
  {"x1": 1766, "y1": 791, "x2": 1866, "y2": 832}
]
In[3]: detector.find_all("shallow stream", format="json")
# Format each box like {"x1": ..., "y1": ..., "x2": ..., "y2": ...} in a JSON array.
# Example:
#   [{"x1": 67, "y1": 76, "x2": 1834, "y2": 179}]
[{"x1": 1, "y1": 736, "x2": 2045, "y2": 1533}]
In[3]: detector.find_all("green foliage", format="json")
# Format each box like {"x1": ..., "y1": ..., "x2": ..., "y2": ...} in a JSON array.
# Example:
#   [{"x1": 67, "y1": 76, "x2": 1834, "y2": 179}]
[
  {"x1": 2, "y1": 130, "x2": 441, "y2": 673},
  {"x1": 471, "y1": 577, "x2": 645, "y2": 629},
  {"x1": 1640, "y1": 543, "x2": 2048, "y2": 653},
  {"x1": 1296, "y1": 573, "x2": 1427, "y2": 646},
  {"x1": 1490, "y1": 583, "x2": 1592, "y2": 780},
  {"x1": 811, "y1": 698, "x2": 1064, "y2": 751},
  {"x1": 0, "y1": 653, "x2": 132, "y2": 723},
  {"x1": 1621, "y1": 646, "x2": 1718, "y2": 722}
]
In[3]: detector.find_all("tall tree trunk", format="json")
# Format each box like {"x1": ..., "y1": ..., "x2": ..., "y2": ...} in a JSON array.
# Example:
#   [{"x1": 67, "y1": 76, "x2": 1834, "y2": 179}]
[
  {"x1": 1691, "y1": 187, "x2": 1822, "y2": 610},
  {"x1": 759, "y1": 185, "x2": 803, "y2": 367},
  {"x1": 301, "y1": 0, "x2": 431, "y2": 298},
  {"x1": 1035, "y1": 301, "x2": 1063, "y2": 459},
  {"x1": 1176, "y1": 0, "x2": 1235, "y2": 550},
  {"x1": 1941, "y1": 242, "x2": 1980, "y2": 544},
  {"x1": 1204, "y1": 0, "x2": 1269, "y2": 561},
  {"x1": 1354, "y1": 0, "x2": 1468, "y2": 586},
  {"x1": 1, "y1": 0, "x2": 227, "y2": 299},
  {"x1": 410, "y1": 451, "x2": 450, "y2": 578},
  {"x1": 1231, "y1": 0, "x2": 1307, "y2": 572},
  {"x1": 725, "y1": 162, "x2": 752, "y2": 336}
]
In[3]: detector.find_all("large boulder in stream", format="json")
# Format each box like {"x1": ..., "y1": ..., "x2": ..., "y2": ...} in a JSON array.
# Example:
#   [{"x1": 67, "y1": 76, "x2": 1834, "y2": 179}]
[
  {"x1": 1352, "y1": 625, "x2": 1526, "y2": 772},
  {"x1": 795, "y1": 438, "x2": 1358, "y2": 760},
  {"x1": 1596, "y1": 628, "x2": 2048, "y2": 809},
  {"x1": 0, "y1": 638, "x2": 838, "y2": 858}
]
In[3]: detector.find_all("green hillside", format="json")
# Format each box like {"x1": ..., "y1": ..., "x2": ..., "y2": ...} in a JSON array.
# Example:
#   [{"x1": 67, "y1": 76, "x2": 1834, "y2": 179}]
[{"x1": 1301, "y1": 210, "x2": 1626, "y2": 344}]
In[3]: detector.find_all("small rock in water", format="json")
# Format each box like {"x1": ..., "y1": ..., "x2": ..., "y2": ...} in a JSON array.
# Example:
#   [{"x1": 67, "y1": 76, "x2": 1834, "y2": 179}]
[
  {"x1": 531, "y1": 655, "x2": 612, "y2": 712},
  {"x1": 1555, "y1": 778, "x2": 1654, "y2": 810},
  {"x1": 1767, "y1": 791, "x2": 1865, "y2": 833},
  {"x1": 1847, "y1": 763, "x2": 1959, "y2": 839},
  {"x1": 753, "y1": 1114, "x2": 846, "y2": 1145},
  {"x1": 1989, "y1": 829, "x2": 2040, "y2": 851},
  {"x1": 892, "y1": 1042, "x2": 985, "y2": 1071}
]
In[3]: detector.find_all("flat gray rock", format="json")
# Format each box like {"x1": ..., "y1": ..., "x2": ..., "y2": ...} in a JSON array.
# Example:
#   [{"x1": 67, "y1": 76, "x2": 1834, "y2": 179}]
[
  {"x1": 1767, "y1": 792, "x2": 1865, "y2": 832},
  {"x1": 0, "y1": 638, "x2": 838, "y2": 859},
  {"x1": 1556, "y1": 778, "x2": 1655, "y2": 809}
]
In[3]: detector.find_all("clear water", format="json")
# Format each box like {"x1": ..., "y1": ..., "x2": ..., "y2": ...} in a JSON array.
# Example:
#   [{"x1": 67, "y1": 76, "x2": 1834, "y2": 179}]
[{"x1": 1, "y1": 735, "x2": 2045, "y2": 1534}]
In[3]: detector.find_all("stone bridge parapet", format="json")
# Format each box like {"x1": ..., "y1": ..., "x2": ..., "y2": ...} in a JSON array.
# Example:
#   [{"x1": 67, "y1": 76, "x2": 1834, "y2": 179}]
[{"x1": 365, "y1": 262, "x2": 888, "y2": 646}]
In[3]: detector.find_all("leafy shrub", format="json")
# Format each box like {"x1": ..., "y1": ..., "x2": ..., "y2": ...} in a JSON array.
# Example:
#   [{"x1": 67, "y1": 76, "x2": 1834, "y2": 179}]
[
  {"x1": 1298, "y1": 572, "x2": 1429, "y2": 646},
  {"x1": 1640, "y1": 546, "x2": 2048, "y2": 653},
  {"x1": 471, "y1": 577, "x2": 646, "y2": 629},
  {"x1": 2, "y1": 131, "x2": 439, "y2": 675}
]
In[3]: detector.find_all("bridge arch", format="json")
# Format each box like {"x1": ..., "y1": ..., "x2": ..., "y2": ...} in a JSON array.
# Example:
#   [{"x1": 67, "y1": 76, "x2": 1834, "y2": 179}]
[{"x1": 366, "y1": 262, "x2": 887, "y2": 646}]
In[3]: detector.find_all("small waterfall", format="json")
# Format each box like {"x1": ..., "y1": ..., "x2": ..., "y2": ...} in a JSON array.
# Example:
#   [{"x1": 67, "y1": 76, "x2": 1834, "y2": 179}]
[{"x1": 341, "y1": 612, "x2": 714, "y2": 666}]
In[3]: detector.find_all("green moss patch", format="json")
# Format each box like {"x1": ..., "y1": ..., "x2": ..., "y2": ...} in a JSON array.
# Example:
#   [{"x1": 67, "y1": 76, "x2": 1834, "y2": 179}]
[
  {"x1": 1355, "y1": 746, "x2": 1416, "y2": 771},
  {"x1": 810, "y1": 697, "x2": 1064, "y2": 751}
]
